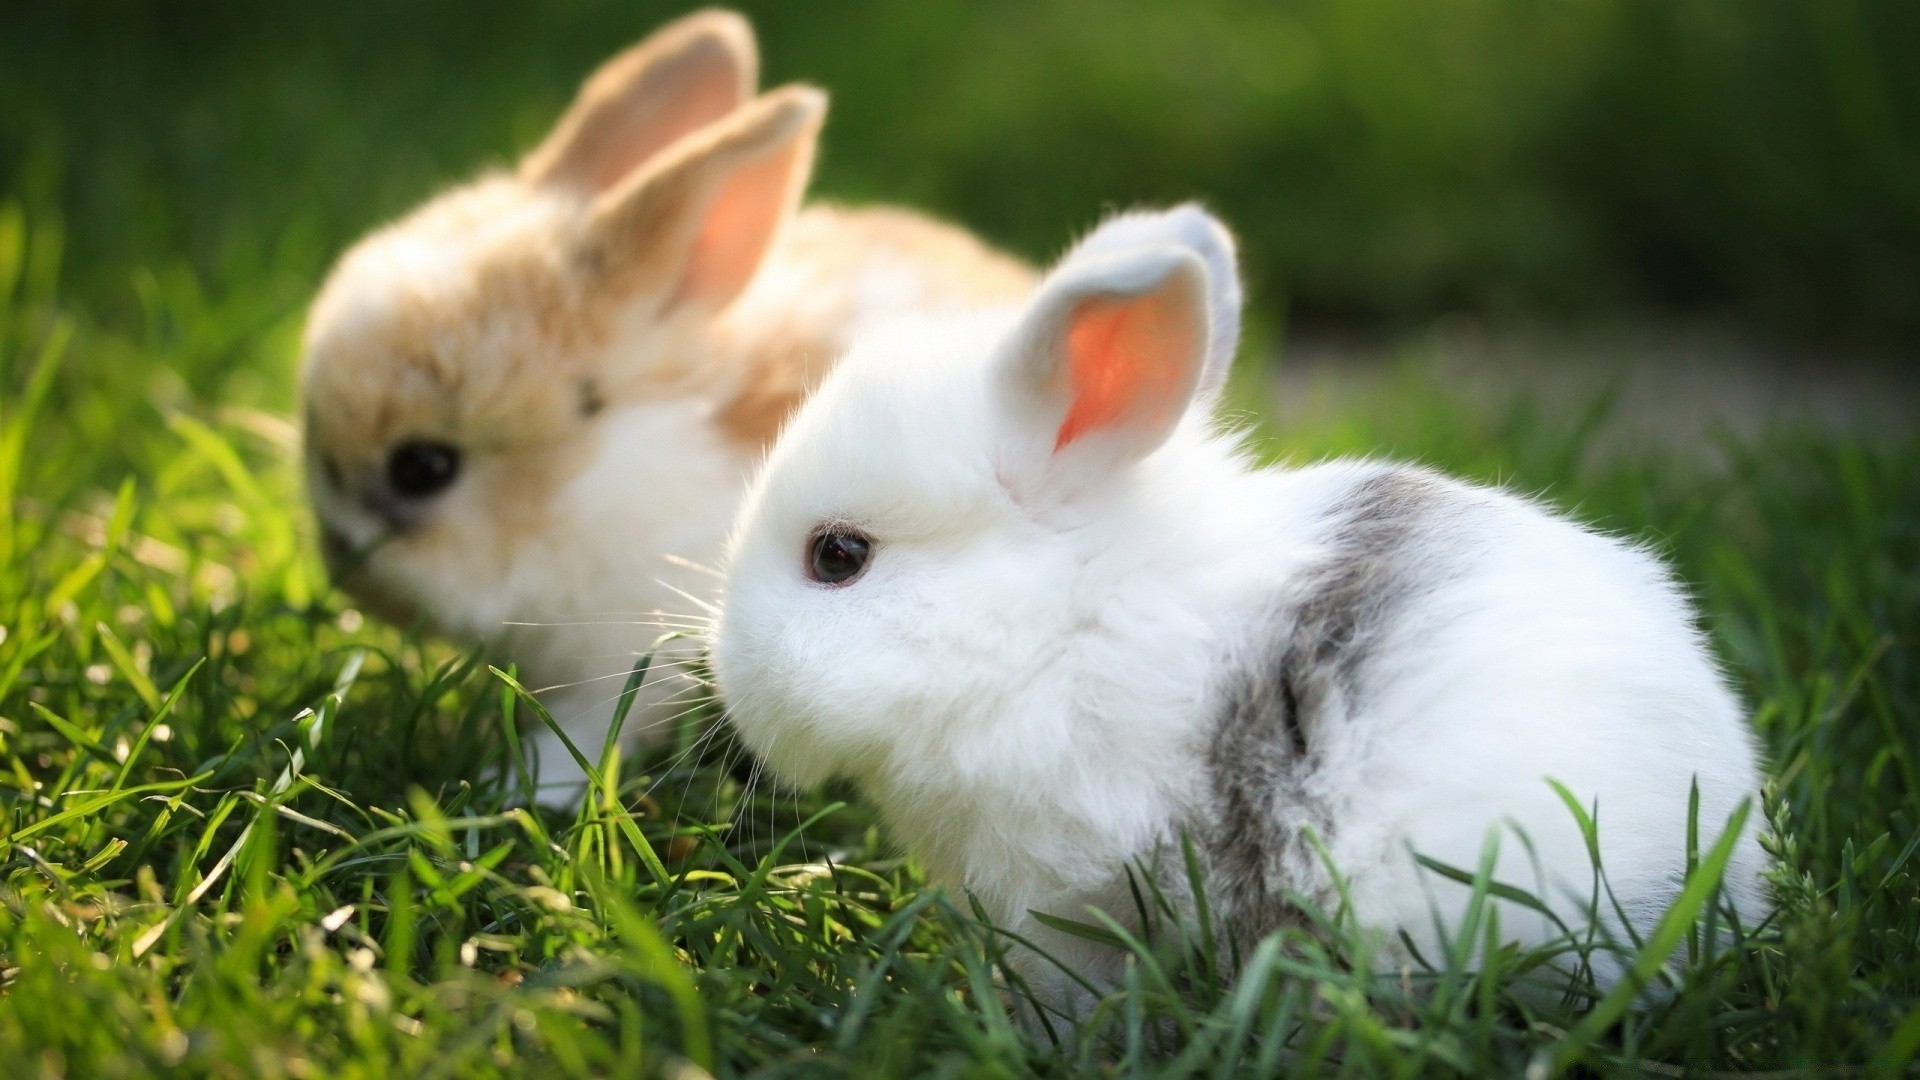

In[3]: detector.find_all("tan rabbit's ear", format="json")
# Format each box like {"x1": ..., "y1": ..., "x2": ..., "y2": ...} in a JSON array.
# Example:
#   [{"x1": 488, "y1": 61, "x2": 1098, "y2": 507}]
[
  {"x1": 578, "y1": 84, "x2": 826, "y2": 313},
  {"x1": 520, "y1": 9, "x2": 758, "y2": 193}
]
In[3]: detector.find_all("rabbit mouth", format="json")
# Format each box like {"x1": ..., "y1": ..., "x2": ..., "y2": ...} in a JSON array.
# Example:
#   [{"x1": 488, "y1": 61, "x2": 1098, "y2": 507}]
[
  {"x1": 318, "y1": 526, "x2": 408, "y2": 611},
  {"x1": 318, "y1": 525, "x2": 420, "y2": 623},
  {"x1": 319, "y1": 523, "x2": 357, "y2": 577},
  {"x1": 319, "y1": 522, "x2": 386, "y2": 583}
]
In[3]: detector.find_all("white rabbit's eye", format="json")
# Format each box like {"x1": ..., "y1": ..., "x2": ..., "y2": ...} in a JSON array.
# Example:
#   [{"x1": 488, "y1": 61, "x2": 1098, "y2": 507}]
[
  {"x1": 388, "y1": 440, "x2": 462, "y2": 498},
  {"x1": 807, "y1": 529, "x2": 872, "y2": 586}
]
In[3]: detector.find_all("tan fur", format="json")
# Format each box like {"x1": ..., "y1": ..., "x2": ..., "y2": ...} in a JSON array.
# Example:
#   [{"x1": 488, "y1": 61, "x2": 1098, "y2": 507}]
[
  {"x1": 302, "y1": 144, "x2": 1032, "y2": 597},
  {"x1": 583, "y1": 86, "x2": 826, "y2": 307},
  {"x1": 713, "y1": 205, "x2": 1036, "y2": 446},
  {"x1": 520, "y1": 9, "x2": 757, "y2": 191},
  {"x1": 299, "y1": 12, "x2": 1036, "y2": 795}
]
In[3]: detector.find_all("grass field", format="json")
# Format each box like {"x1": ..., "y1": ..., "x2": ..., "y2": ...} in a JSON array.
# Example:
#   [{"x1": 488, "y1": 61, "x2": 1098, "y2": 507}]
[
  {"x1": 2, "y1": 1, "x2": 1919, "y2": 1074},
  {"x1": 0, "y1": 196, "x2": 1915, "y2": 1075}
]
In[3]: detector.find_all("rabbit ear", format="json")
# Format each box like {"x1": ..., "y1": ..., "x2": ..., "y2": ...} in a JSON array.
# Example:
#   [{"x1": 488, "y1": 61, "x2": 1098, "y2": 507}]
[
  {"x1": 997, "y1": 207, "x2": 1240, "y2": 476},
  {"x1": 520, "y1": 10, "x2": 758, "y2": 193},
  {"x1": 577, "y1": 84, "x2": 825, "y2": 313},
  {"x1": 1056, "y1": 205, "x2": 1242, "y2": 399}
]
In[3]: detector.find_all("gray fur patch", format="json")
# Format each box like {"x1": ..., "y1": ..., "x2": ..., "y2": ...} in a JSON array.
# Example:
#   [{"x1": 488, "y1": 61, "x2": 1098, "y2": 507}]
[{"x1": 1202, "y1": 467, "x2": 1472, "y2": 952}]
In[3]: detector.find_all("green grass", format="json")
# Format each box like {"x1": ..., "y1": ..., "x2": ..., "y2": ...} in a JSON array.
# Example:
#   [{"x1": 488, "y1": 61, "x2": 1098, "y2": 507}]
[
  {"x1": 1, "y1": 1, "x2": 1918, "y2": 1071},
  {"x1": 0, "y1": 190, "x2": 1916, "y2": 1076}
]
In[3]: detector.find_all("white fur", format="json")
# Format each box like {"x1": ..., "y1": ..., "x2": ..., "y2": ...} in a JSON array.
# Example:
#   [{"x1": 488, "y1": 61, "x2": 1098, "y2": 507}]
[
  {"x1": 306, "y1": 200, "x2": 1024, "y2": 805},
  {"x1": 314, "y1": 392, "x2": 749, "y2": 795},
  {"x1": 300, "y1": 31, "x2": 1031, "y2": 807},
  {"x1": 501, "y1": 400, "x2": 751, "y2": 792},
  {"x1": 714, "y1": 207, "x2": 1768, "y2": 1008}
]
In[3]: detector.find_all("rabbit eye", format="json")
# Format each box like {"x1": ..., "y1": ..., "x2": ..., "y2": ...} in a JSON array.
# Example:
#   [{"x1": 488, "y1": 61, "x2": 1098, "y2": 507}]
[
  {"x1": 807, "y1": 529, "x2": 872, "y2": 586},
  {"x1": 387, "y1": 440, "x2": 462, "y2": 498}
]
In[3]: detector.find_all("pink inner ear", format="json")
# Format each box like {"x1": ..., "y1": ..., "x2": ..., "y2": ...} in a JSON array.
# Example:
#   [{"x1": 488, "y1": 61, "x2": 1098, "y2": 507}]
[
  {"x1": 1054, "y1": 291, "x2": 1200, "y2": 450},
  {"x1": 675, "y1": 138, "x2": 806, "y2": 310}
]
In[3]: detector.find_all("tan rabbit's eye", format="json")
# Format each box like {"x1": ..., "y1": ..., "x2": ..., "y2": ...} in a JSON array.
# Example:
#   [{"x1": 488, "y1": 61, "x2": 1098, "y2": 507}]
[
  {"x1": 806, "y1": 529, "x2": 871, "y2": 586},
  {"x1": 388, "y1": 440, "x2": 462, "y2": 498}
]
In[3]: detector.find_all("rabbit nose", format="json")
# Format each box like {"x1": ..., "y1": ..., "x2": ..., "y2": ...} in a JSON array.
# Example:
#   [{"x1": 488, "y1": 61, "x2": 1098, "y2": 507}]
[
  {"x1": 326, "y1": 462, "x2": 414, "y2": 533},
  {"x1": 359, "y1": 487, "x2": 420, "y2": 532}
]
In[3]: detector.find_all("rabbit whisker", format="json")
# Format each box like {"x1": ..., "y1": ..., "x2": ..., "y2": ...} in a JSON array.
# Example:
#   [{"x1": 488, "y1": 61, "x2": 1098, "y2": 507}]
[
  {"x1": 501, "y1": 608, "x2": 712, "y2": 618},
  {"x1": 660, "y1": 552, "x2": 727, "y2": 579},
  {"x1": 654, "y1": 578, "x2": 721, "y2": 615},
  {"x1": 503, "y1": 619, "x2": 709, "y2": 629},
  {"x1": 644, "y1": 721, "x2": 733, "y2": 803},
  {"x1": 528, "y1": 660, "x2": 706, "y2": 696}
]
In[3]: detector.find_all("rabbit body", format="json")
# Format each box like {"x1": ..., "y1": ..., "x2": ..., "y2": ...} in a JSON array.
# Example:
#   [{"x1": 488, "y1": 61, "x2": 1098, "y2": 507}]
[
  {"x1": 300, "y1": 13, "x2": 1032, "y2": 800},
  {"x1": 713, "y1": 206, "x2": 1767, "y2": 1005}
]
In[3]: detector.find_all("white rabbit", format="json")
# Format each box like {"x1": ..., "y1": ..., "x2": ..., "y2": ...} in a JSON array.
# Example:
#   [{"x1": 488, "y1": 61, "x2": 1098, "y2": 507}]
[
  {"x1": 712, "y1": 205, "x2": 1768, "y2": 1010},
  {"x1": 300, "y1": 11, "x2": 1033, "y2": 803}
]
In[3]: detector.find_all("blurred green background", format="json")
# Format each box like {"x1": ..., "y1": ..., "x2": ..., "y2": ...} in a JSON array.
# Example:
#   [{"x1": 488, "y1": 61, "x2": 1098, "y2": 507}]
[{"x1": 4, "y1": 0, "x2": 1918, "y2": 364}]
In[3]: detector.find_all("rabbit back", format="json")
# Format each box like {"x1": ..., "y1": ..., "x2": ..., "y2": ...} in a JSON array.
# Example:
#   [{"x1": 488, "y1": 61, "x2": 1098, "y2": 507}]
[{"x1": 1204, "y1": 461, "x2": 1766, "y2": 961}]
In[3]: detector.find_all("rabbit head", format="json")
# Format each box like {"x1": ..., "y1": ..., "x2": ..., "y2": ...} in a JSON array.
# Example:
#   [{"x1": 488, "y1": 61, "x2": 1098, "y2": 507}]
[
  {"x1": 301, "y1": 10, "x2": 825, "y2": 641},
  {"x1": 715, "y1": 206, "x2": 1245, "y2": 803}
]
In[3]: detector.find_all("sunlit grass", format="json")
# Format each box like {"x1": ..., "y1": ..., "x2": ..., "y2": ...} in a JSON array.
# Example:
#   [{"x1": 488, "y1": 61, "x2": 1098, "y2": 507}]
[{"x1": 0, "y1": 198, "x2": 1916, "y2": 1076}]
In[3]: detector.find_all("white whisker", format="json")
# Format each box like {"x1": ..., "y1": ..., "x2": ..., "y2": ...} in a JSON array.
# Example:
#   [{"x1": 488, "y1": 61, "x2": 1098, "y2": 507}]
[
  {"x1": 661, "y1": 552, "x2": 726, "y2": 580},
  {"x1": 654, "y1": 579, "x2": 720, "y2": 615},
  {"x1": 499, "y1": 608, "x2": 710, "y2": 619},
  {"x1": 502, "y1": 618, "x2": 715, "y2": 634},
  {"x1": 528, "y1": 659, "x2": 706, "y2": 696},
  {"x1": 645, "y1": 722, "x2": 733, "y2": 803},
  {"x1": 503, "y1": 619, "x2": 698, "y2": 629}
]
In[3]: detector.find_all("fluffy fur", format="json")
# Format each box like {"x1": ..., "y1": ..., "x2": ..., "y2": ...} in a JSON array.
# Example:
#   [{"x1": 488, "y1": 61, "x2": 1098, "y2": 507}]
[
  {"x1": 713, "y1": 205, "x2": 1768, "y2": 1011},
  {"x1": 300, "y1": 11, "x2": 1033, "y2": 802}
]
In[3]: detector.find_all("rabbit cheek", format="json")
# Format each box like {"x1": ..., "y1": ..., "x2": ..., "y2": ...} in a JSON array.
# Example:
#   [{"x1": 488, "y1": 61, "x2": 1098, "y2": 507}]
[
  {"x1": 715, "y1": 606, "x2": 868, "y2": 786},
  {"x1": 714, "y1": 548, "x2": 920, "y2": 787}
]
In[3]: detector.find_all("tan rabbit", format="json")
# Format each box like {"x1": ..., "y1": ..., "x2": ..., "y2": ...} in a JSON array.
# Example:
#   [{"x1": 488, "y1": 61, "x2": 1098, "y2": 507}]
[{"x1": 300, "y1": 9, "x2": 1034, "y2": 802}]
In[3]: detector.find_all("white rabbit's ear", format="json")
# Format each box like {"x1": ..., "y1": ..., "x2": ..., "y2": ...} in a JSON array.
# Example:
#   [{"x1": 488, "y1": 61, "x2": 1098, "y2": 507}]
[
  {"x1": 997, "y1": 207, "x2": 1240, "y2": 475},
  {"x1": 521, "y1": 10, "x2": 759, "y2": 193},
  {"x1": 577, "y1": 84, "x2": 825, "y2": 313},
  {"x1": 1058, "y1": 205, "x2": 1242, "y2": 399}
]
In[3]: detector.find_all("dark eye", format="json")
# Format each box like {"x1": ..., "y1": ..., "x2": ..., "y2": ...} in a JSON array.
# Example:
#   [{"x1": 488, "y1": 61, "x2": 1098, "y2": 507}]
[
  {"x1": 807, "y1": 529, "x2": 872, "y2": 585},
  {"x1": 387, "y1": 440, "x2": 462, "y2": 498}
]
